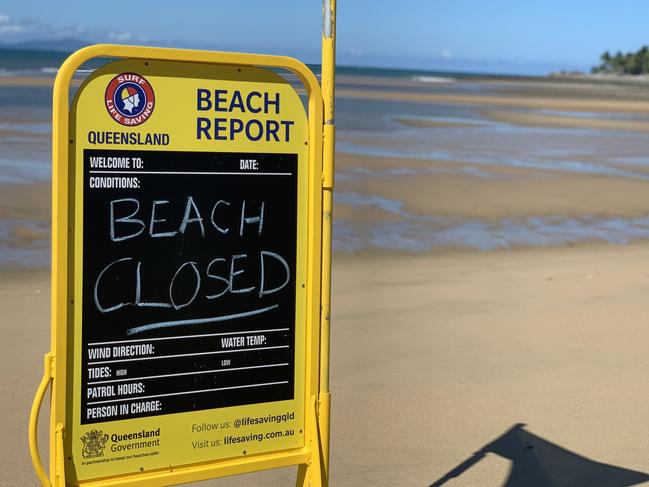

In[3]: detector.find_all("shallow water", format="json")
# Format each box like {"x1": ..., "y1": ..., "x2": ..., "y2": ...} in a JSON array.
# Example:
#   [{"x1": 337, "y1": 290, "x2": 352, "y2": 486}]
[
  {"x1": 337, "y1": 110, "x2": 649, "y2": 180},
  {"x1": 537, "y1": 108, "x2": 649, "y2": 121},
  {"x1": 4, "y1": 73, "x2": 649, "y2": 263},
  {"x1": 334, "y1": 191, "x2": 649, "y2": 252}
]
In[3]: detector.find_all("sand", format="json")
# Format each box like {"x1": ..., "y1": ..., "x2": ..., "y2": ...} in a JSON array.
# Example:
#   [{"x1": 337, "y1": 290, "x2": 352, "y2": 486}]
[
  {"x1": 0, "y1": 270, "x2": 51, "y2": 483},
  {"x1": 6, "y1": 245, "x2": 649, "y2": 485},
  {"x1": 0, "y1": 182, "x2": 51, "y2": 221},
  {"x1": 327, "y1": 246, "x2": 649, "y2": 485},
  {"x1": 482, "y1": 108, "x2": 649, "y2": 133},
  {"x1": 0, "y1": 129, "x2": 50, "y2": 139},
  {"x1": 6, "y1": 74, "x2": 649, "y2": 485},
  {"x1": 393, "y1": 117, "x2": 480, "y2": 129},
  {"x1": 334, "y1": 152, "x2": 649, "y2": 222}
]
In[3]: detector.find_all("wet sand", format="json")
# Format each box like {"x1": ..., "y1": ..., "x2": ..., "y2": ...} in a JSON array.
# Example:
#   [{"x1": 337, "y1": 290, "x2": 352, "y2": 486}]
[
  {"x1": 482, "y1": 108, "x2": 649, "y2": 133},
  {"x1": 337, "y1": 87, "x2": 649, "y2": 113},
  {"x1": 5, "y1": 74, "x2": 649, "y2": 485},
  {"x1": 392, "y1": 117, "x2": 480, "y2": 129},
  {"x1": 0, "y1": 182, "x2": 50, "y2": 221},
  {"x1": 335, "y1": 152, "x2": 649, "y2": 221}
]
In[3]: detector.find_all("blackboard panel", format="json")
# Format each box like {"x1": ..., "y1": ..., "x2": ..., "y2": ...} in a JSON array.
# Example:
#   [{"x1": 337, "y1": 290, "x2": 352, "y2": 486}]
[{"x1": 81, "y1": 149, "x2": 298, "y2": 424}]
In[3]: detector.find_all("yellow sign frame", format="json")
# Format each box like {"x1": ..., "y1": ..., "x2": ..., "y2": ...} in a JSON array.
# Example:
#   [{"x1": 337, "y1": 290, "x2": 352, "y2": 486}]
[{"x1": 29, "y1": 44, "x2": 332, "y2": 487}]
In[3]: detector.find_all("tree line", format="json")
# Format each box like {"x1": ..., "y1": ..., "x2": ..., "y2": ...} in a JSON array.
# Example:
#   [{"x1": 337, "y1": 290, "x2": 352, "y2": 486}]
[{"x1": 592, "y1": 47, "x2": 649, "y2": 74}]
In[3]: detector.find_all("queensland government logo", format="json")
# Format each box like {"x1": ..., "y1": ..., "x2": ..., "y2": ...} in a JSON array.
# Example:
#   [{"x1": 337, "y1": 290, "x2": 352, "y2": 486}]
[
  {"x1": 81, "y1": 429, "x2": 109, "y2": 459},
  {"x1": 105, "y1": 72, "x2": 155, "y2": 126}
]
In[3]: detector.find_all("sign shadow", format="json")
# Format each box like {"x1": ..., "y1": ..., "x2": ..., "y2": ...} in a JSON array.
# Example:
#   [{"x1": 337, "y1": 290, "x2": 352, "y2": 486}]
[{"x1": 429, "y1": 423, "x2": 649, "y2": 487}]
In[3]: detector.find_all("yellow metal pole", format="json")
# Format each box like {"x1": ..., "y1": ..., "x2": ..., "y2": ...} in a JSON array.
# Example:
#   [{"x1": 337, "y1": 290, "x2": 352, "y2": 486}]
[{"x1": 319, "y1": 0, "x2": 336, "y2": 484}]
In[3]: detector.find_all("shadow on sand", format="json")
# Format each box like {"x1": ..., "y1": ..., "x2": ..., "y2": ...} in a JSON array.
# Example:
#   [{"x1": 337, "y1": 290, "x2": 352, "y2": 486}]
[{"x1": 429, "y1": 423, "x2": 649, "y2": 487}]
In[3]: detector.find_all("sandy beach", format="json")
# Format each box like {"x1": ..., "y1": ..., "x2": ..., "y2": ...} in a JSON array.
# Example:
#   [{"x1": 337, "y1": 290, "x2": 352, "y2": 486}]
[
  {"x1": 6, "y1": 245, "x2": 649, "y2": 486},
  {"x1": 5, "y1": 72, "x2": 649, "y2": 485}
]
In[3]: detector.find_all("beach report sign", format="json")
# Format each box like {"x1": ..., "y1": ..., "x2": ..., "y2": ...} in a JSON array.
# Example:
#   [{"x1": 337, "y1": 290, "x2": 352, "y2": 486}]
[
  {"x1": 75, "y1": 61, "x2": 307, "y2": 478},
  {"x1": 75, "y1": 62, "x2": 306, "y2": 477},
  {"x1": 33, "y1": 48, "x2": 326, "y2": 486}
]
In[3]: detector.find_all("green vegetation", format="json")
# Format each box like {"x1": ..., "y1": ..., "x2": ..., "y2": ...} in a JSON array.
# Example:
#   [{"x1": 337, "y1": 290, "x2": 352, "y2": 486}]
[{"x1": 592, "y1": 47, "x2": 649, "y2": 74}]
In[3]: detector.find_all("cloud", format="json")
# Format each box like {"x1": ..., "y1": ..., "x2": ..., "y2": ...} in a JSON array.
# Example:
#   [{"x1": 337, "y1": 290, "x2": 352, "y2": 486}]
[
  {"x1": 0, "y1": 14, "x2": 143, "y2": 45},
  {"x1": 0, "y1": 24, "x2": 25, "y2": 33},
  {"x1": 441, "y1": 49, "x2": 452, "y2": 60},
  {"x1": 0, "y1": 13, "x2": 27, "y2": 35},
  {"x1": 346, "y1": 47, "x2": 365, "y2": 57},
  {"x1": 0, "y1": 15, "x2": 81, "y2": 42},
  {"x1": 108, "y1": 31, "x2": 133, "y2": 42}
]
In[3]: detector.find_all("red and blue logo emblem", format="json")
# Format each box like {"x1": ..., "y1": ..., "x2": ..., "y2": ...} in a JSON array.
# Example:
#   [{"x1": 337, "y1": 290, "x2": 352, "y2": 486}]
[{"x1": 105, "y1": 73, "x2": 155, "y2": 126}]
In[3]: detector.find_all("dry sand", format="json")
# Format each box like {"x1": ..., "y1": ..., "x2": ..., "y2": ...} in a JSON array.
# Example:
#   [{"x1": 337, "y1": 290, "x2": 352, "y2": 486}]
[
  {"x1": 6, "y1": 245, "x2": 649, "y2": 485},
  {"x1": 0, "y1": 270, "x2": 51, "y2": 483}
]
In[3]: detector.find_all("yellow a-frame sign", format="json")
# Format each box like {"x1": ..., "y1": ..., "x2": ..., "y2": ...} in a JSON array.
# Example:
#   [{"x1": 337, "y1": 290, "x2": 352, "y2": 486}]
[{"x1": 29, "y1": 2, "x2": 336, "y2": 486}]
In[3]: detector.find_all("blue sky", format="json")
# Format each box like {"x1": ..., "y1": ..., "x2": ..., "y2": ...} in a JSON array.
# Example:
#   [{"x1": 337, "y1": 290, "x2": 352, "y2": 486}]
[{"x1": 2, "y1": 0, "x2": 649, "y2": 74}]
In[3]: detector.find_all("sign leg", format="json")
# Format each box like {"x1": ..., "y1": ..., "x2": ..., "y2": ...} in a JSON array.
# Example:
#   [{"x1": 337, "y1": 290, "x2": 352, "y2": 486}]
[{"x1": 296, "y1": 396, "x2": 326, "y2": 486}]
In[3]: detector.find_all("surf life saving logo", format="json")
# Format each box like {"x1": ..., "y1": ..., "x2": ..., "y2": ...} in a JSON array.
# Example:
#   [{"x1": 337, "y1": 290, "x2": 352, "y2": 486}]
[{"x1": 105, "y1": 73, "x2": 155, "y2": 126}]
